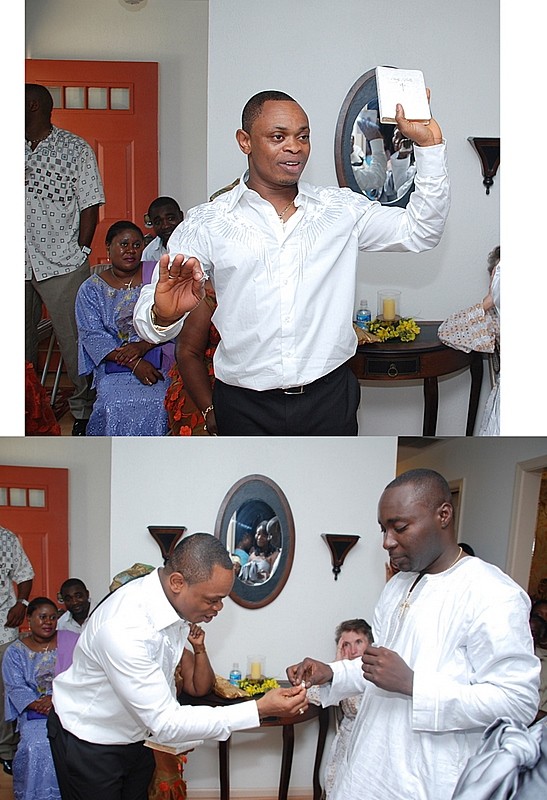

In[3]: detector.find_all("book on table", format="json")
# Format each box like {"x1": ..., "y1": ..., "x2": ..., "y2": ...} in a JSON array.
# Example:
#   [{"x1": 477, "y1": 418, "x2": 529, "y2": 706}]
[{"x1": 375, "y1": 66, "x2": 431, "y2": 124}]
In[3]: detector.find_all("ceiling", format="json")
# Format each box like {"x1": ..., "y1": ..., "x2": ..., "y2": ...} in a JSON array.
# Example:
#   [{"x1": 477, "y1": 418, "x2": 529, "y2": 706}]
[{"x1": 397, "y1": 437, "x2": 445, "y2": 463}]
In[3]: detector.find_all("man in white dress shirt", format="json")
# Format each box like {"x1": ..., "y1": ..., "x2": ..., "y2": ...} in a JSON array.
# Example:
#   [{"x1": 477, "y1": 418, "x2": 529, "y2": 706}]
[
  {"x1": 287, "y1": 469, "x2": 540, "y2": 800},
  {"x1": 56, "y1": 578, "x2": 91, "y2": 633},
  {"x1": 142, "y1": 196, "x2": 184, "y2": 263},
  {"x1": 133, "y1": 90, "x2": 450, "y2": 435},
  {"x1": 48, "y1": 533, "x2": 307, "y2": 800}
]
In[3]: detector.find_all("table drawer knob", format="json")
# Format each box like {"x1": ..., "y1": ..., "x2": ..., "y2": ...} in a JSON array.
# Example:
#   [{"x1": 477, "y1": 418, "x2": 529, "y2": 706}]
[{"x1": 366, "y1": 358, "x2": 420, "y2": 377}]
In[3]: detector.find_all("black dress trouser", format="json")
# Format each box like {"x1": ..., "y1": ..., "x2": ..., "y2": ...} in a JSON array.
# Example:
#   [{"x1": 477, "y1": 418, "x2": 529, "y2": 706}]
[
  {"x1": 213, "y1": 362, "x2": 361, "y2": 436},
  {"x1": 47, "y1": 707, "x2": 155, "y2": 800}
]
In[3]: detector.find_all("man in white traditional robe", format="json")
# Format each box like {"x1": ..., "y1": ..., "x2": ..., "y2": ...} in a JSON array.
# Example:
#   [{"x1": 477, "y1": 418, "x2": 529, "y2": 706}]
[{"x1": 287, "y1": 468, "x2": 540, "y2": 800}]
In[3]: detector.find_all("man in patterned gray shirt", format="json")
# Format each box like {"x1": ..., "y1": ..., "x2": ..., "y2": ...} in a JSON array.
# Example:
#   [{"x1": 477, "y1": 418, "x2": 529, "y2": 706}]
[
  {"x1": 0, "y1": 525, "x2": 34, "y2": 775},
  {"x1": 25, "y1": 84, "x2": 105, "y2": 435}
]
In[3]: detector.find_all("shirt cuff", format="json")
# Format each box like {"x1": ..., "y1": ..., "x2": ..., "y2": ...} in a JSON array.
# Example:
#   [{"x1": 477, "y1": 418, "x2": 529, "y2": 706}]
[
  {"x1": 229, "y1": 699, "x2": 260, "y2": 731},
  {"x1": 413, "y1": 140, "x2": 447, "y2": 176}
]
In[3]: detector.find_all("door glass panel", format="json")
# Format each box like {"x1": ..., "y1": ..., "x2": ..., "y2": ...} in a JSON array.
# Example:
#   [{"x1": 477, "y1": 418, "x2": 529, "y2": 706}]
[
  {"x1": 0, "y1": 487, "x2": 7, "y2": 505},
  {"x1": 9, "y1": 488, "x2": 27, "y2": 507},
  {"x1": 111, "y1": 87, "x2": 130, "y2": 110},
  {"x1": 88, "y1": 87, "x2": 108, "y2": 109},
  {"x1": 65, "y1": 87, "x2": 86, "y2": 109},
  {"x1": 29, "y1": 489, "x2": 46, "y2": 508},
  {"x1": 48, "y1": 86, "x2": 62, "y2": 108}
]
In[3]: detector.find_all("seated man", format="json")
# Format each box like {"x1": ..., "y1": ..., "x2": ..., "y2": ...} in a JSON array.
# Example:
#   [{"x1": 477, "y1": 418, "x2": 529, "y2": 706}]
[
  {"x1": 143, "y1": 197, "x2": 184, "y2": 263},
  {"x1": 57, "y1": 578, "x2": 91, "y2": 633}
]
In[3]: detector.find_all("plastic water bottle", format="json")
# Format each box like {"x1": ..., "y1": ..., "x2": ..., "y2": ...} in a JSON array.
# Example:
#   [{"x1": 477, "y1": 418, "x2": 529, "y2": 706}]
[
  {"x1": 355, "y1": 299, "x2": 371, "y2": 330},
  {"x1": 229, "y1": 663, "x2": 242, "y2": 686}
]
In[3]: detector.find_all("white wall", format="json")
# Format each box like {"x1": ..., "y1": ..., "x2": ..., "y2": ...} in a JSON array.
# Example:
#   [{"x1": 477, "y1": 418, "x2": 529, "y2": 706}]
[{"x1": 207, "y1": 0, "x2": 500, "y2": 436}]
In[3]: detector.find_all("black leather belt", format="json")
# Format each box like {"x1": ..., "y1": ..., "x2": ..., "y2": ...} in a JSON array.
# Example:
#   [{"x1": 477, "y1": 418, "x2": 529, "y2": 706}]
[
  {"x1": 267, "y1": 364, "x2": 346, "y2": 396},
  {"x1": 281, "y1": 385, "x2": 306, "y2": 395}
]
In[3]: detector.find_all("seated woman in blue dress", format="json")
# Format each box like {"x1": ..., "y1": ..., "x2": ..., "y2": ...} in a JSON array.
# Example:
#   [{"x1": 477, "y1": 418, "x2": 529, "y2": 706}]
[
  {"x1": 75, "y1": 221, "x2": 174, "y2": 436},
  {"x1": 2, "y1": 597, "x2": 79, "y2": 800}
]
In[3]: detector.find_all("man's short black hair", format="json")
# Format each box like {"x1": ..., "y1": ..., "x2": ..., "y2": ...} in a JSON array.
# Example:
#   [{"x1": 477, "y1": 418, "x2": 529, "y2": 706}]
[
  {"x1": 241, "y1": 90, "x2": 298, "y2": 133},
  {"x1": 147, "y1": 196, "x2": 182, "y2": 217},
  {"x1": 384, "y1": 468, "x2": 452, "y2": 510},
  {"x1": 59, "y1": 578, "x2": 88, "y2": 596},
  {"x1": 166, "y1": 532, "x2": 233, "y2": 585}
]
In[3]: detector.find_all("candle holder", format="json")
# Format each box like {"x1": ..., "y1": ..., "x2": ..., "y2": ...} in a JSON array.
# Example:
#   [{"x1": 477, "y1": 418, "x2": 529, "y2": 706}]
[
  {"x1": 377, "y1": 290, "x2": 401, "y2": 322},
  {"x1": 247, "y1": 654, "x2": 266, "y2": 681},
  {"x1": 321, "y1": 533, "x2": 360, "y2": 580},
  {"x1": 147, "y1": 526, "x2": 187, "y2": 564}
]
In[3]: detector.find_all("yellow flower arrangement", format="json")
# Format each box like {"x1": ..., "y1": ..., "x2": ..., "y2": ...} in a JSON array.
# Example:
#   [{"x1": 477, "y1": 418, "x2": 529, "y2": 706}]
[
  {"x1": 367, "y1": 318, "x2": 421, "y2": 342},
  {"x1": 239, "y1": 677, "x2": 280, "y2": 695}
]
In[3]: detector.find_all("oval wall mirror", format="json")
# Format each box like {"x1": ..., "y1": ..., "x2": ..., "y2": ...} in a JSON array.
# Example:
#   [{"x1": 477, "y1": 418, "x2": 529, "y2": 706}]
[
  {"x1": 214, "y1": 474, "x2": 295, "y2": 609},
  {"x1": 334, "y1": 67, "x2": 415, "y2": 208}
]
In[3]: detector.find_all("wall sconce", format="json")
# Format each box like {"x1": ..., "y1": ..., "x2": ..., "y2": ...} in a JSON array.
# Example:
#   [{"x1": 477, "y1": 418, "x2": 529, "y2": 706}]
[
  {"x1": 321, "y1": 533, "x2": 360, "y2": 580},
  {"x1": 148, "y1": 526, "x2": 187, "y2": 564},
  {"x1": 468, "y1": 137, "x2": 500, "y2": 195}
]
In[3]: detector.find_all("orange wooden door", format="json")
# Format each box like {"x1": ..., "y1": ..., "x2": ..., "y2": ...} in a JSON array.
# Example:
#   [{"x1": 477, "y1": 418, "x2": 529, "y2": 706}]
[
  {"x1": 0, "y1": 465, "x2": 69, "y2": 626},
  {"x1": 25, "y1": 59, "x2": 159, "y2": 263}
]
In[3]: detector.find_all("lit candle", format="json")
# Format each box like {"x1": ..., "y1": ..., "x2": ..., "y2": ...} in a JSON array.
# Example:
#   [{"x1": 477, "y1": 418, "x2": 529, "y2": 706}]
[
  {"x1": 250, "y1": 661, "x2": 262, "y2": 680},
  {"x1": 383, "y1": 298, "x2": 396, "y2": 321}
]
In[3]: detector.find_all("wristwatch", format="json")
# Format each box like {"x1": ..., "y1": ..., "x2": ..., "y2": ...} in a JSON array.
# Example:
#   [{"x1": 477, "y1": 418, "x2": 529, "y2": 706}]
[
  {"x1": 81, "y1": 245, "x2": 92, "y2": 256},
  {"x1": 18, "y1": 599, "x2": 29, "y2": 607}
]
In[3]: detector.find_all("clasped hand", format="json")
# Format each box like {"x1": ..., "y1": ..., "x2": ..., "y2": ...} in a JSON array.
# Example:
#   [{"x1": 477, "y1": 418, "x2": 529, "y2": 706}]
[{"x1": 361, "y1": 646, "x2": 414, "y2": 695}]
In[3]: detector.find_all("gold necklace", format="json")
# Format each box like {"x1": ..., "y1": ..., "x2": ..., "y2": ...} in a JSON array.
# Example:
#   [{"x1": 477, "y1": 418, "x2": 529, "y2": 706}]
[
  {"x1": 110, "y1": 267, "x2": 137, "y2": 289},
  {"x1": 31, "y1": 638, "x2": 52, "y2": 652},
  {"x1": 399, "y1": 547, "x2": 463, "y2": 616},
  {"x1": 277, "y1": 200, "x2": 295, "y2": 223}
]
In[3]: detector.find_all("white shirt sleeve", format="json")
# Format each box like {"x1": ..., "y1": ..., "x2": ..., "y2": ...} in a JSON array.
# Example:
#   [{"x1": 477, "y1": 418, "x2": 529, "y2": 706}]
[
  {"x1": 94, "y1": 620, "x2": 259, "y2": 745},
  {"x1": 357, "y1": 142, "x2": 450, "y2": 252},
  {"x1": 317, "y1": 658, "x2": 366, "y2": 707},
  {"x1": 412, "y1": 583, "x2": 540, "y2": 731}
]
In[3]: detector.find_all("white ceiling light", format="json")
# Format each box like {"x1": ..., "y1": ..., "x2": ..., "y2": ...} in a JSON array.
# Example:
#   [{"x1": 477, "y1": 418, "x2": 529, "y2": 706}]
[{"x1": 119, "y1": 0, "x2": 148, "y2": 10}]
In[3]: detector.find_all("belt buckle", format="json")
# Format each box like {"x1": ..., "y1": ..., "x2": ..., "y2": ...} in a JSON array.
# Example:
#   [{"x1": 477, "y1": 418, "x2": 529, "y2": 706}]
[{"x1": 283, "y1": 385, "x2": 305, "y2": 395}]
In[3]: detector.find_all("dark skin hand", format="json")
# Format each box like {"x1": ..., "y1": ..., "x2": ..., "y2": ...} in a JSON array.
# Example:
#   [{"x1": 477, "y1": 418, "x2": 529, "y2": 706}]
[
  {"x1": 288, "y1": 649, "x2": 414, "y2": 697},
  {"x1": 5, "y1": 580, "x2": 33, "y2": 627},
  {"x1": 78, "y1": 204, "x2": 100, "y2": 250},
  {"x1": 286, "y1": 658, "x2": 333, "y2": 688},
  {"x1": 361, "y1": 646, "x2": 414, "y2": 695},
  {"x1": 110, "y1": 340, "x2": 156, "y2": 367},
  {"x1": 132, "y1": 359, "x2": 164, "y2": 386},
  {"x1": 27, "y1": 695, "x2": 53, "y2": 715},
  {"x1": 103, "y1": 344, "x2": 164, "y2": 385},
  {"x1": 152, "y1": 253, "x2": 206, "y2": 326},
  {"x1": 395, "y1": 90, "x2": 443, "y2": 147}
]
